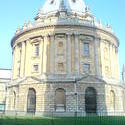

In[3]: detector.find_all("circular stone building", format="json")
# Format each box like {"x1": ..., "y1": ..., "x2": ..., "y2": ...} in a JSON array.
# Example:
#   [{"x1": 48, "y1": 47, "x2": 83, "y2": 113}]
[{"x1": 6, "y1": 0, "x2": 125, "y2": 116}]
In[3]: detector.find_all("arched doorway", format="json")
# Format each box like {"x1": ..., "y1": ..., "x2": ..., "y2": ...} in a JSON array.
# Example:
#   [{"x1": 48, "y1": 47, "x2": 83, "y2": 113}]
[
  {"x1": 27, "y1": 88, "x2": 36, "y2": 114},
  {"x1": 55, "y1": 88, "x2": 66, "y2": 112},
  {"x1": 85, "y1": 87, "x2": 97, "y2": 114}
]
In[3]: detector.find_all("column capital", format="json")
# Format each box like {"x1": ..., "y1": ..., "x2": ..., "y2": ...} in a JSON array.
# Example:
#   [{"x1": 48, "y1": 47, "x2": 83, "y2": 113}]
[
  {"x1": 73, "y1": 32, "x2": 79, "y2": 36},
  {"x1": 66, "y1": 32, "x2": 72, "y2": 36}
]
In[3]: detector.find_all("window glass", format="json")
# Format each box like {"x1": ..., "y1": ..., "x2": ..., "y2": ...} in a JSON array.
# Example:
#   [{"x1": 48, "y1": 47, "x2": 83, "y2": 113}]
[
  {"x1": 84, "y1": 43, "x2": 89, "y2": 55},
  {"x1": 34, "y1": 44, "x2": 39, "y2": 56},
  {"x1": 33, "y1": 64, "x2": 38, "y2": 72},
  {"x1": 84, "y1": 63, "x2": 90, "y2": 73}
]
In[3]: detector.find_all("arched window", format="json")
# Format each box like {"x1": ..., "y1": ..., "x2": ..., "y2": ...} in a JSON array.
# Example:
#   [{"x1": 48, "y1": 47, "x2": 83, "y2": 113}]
[
  {"x1": 110, "y1": 90, "x2": 115, "y2": 111},
  {"x1": 85, "y1": 87, "x2": 97, "y2": 114},
  {"x1": 27, "y1": 88, "x2": 36, "y2": 114},
  {"x1": 13, "y1": 91, "x2": 16, "y2": 109},
  {"x1": 55, "y1": 88, "x2": 66, "y2": 112}
]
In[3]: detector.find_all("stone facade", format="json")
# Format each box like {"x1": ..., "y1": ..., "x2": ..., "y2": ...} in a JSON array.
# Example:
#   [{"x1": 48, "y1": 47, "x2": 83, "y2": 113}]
[
  {"x1": 5, "y1": 0, "x2": 125, "y2": 116},
  {"x1": 0, "y1": 69, "x2": 11, "y2": 112}
]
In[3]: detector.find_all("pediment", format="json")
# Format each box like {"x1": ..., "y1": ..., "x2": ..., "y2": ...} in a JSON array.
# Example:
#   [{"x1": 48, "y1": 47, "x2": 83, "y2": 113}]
[
  {"x1": 20, "y1": 76, "x2": 42, "y2": 84},
  {"x1": 77, "y1": 75, "x2": 106, "y2": 84},
  {"x1": 9, "y1": 76, "x2": 42, "y2": 86}
]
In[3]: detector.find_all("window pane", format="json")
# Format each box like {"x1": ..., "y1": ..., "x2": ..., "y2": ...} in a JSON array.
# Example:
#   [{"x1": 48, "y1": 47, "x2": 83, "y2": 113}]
[
  {"x1": 34, "y1": 44, "x2": 39, "y2": 56},
  {"x1": 84, "y1": 43, "x2": 89, "y2": 55},
  {"x1": 84, "y1": 63, "x2": 90, "y2": 73},
  {"x1": 33, "y1": 65, "x2": 38, "y2": 72}
]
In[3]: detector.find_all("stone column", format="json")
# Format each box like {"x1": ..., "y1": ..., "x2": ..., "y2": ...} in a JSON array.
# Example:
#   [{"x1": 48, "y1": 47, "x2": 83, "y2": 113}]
[
  {"x1": 20, "y1": 41, "x2": 26, "y2": 77},
  {"x1": 43, "y1": 35, "x2": 49, "y2": 74},
  {"x1": 67, "y1": 33, "x2": 72, "y2": 74},
  {"x1": 25, "y1": 39, "x2": 32, "y2": 76},
  {"x1": 50, "y1": 35, "x2": 55, "y2": 74},
  {"x1": 94, "y1": 37, "x2": 99, "y2": 76},
  {"x1": 115, "y1": 47, "x2": 120, "y2": 79},
  {"x1": 12, "y1": 47, "x2": 16, "y2": 79},
  {"x1": 74, "y1": 33, "x2": 80, "y2": 75},
  {"x1": 100, "y1": 40, "x2": 105, "y2": 77},
  {"x1": 47, "y1": 36, "x2": 50, "y2": 73},
  {"x1": 109, "y1": 43, "x2": 112, "y2": 77},
  {"x1": 40, "y1": 38, "x2": 44, "y2": 74}
]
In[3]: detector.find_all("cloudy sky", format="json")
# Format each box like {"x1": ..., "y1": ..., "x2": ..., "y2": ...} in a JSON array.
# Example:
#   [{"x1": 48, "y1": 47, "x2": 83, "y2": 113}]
[{"x1": 0, "y1": 0, "x2": 125, "y2": 78}]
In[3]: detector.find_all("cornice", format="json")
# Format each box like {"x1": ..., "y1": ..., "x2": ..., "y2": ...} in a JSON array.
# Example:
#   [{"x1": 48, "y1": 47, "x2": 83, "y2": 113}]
[{"x1": 11, "y1": 23, "x2": 119, "y2": 48}]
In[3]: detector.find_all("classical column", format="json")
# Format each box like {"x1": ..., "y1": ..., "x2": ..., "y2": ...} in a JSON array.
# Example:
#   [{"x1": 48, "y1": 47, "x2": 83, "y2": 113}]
[
  {"x1": 20, "y1": 41, "x2": 26, "y2": 77},
  {"x1": 100, "y1": 40, "x2": 105, "y2": 77},
  {"x1": 115, "y1": 47, "x2": 120, "y2": 79},
  {"x1": 109, "y1": 43, "x2": 112, "y2": 77},
  {"x1": 50, "y1": 35, "x2": 55, "y2": 74},
  {"x1": 74, "y1": 33, "x2": 80, "y2": 75},
  {"x1": 12, "y1": 47, "x2": 16, "y2": 79},
  {"x1": 94, "y1": 37, "x2": 99, "y2": 76},
  {"x1": 43, "y1": 35, "x2": 49, "y2": 74},
  {"x1": 67, "y1": 33, "x2": 72, "y2": 74},
  {"x1": 25, "y1": 39, "x2": 31, "y2": 76},
  {"x1": 47, "y1": 36, "x2": 50, "y2": 73},
  {"x1": 110, "y1": 44, "x2": 115, "y2": 78},
  {"x1": 41, "y1": 38, "x2": 44, "y2": 74}
]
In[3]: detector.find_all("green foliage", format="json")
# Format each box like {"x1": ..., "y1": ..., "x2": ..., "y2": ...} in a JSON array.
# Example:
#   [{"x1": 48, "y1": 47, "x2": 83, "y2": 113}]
[{"x1": 0, "y1": 116, "x2": 125, "y2": 125}]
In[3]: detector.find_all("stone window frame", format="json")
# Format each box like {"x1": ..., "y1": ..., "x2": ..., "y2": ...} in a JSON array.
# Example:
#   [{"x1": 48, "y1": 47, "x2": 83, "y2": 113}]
[
  {"x1": 30, "y1": 38, "x2": 41, "y2": 58},
  {"x1": 105, "y1": 65, "x2": 110, "y2": 76},
  {"x1": 32, "y1": 63, "x2": 39, "y2": 73},
  {"x1": 57, "y1": 41, "x2": 64, "y2": 55},
  {"x1": 27, "y1": 88, "x2": 36, "y2": 114},
  {"x1": 83, "y1": 63, "x2": 90, "y2": 74},
  {"x1": 58, "y1": 62, "x2": 64, "y2": 72},
  {"x1": 110, "y1": 90, "x2": 115, "y2": 111},
  {"x1": 85, "y1": 87, "x2": 97, "y2": 114},
  {"x1": 104, "y1": 47, "x2": 109, "y2": 61},
  {"x1": 34, "y1": 43, "x2": 40, "y2": 57},
  {"x1": 55, "y1": 88, "x2": 66, "y2": 112},
  {"x1": 80, "y1": 35, "x2": 94, "y2": 58},
  {"x1": 83, "y1": 42, "x2": 89, "y2": 56}
]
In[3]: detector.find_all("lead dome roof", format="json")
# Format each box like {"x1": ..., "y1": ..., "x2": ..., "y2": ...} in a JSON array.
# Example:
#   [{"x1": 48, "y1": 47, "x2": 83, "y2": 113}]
[{"x1": 39, "y1": 0, "x2": 86, "y2": 14}]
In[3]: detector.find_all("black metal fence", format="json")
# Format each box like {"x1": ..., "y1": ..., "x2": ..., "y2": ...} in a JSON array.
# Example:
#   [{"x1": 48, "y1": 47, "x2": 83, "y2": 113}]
[{"x1": 0, "y1": 111, "x2": 125, "y2": 125}]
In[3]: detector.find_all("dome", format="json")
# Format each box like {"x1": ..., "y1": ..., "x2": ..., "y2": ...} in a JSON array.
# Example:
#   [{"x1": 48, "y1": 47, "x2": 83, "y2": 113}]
[{"x1": 40, "y1": 0, "x2": 86, "y2": 14}]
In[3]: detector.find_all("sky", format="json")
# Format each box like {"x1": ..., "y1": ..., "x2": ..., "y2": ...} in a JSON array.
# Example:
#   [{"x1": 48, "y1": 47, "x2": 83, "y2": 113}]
[{"x1": 0, "y1": 0, "x2": 125, "y2": 77}]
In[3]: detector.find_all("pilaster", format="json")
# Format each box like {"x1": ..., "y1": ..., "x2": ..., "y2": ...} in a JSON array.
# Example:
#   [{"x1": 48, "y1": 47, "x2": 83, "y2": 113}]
[
  {"x1": 20, "y1": 41, "x2": 26, "y2": 77},
  {"x1": 43, "y1": 35, "x2": 49, "y2": 74},
  {"x1": 74, "y1": 33, "x2": 80, "y2": 75},
  {"x1": 50, "y1": 35, "x2": 55, "y2": 74},
  {"x1": 67, "y1": 33, "x2": 72, "y2": 74},
  {"x1": 94, "y1": 37, "x2": 100, "y2": 76}
]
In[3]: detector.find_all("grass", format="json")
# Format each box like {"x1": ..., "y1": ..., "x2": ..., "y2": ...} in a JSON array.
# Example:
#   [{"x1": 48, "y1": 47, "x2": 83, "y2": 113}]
[{"x1": 0, "y1": 116, "x2": 125, "y2": 125}]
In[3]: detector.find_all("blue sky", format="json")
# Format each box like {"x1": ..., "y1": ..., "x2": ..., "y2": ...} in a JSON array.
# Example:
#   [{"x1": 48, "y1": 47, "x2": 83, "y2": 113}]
[{"x1": 0, "y1": 0, "x2": 125, "y2": 77}]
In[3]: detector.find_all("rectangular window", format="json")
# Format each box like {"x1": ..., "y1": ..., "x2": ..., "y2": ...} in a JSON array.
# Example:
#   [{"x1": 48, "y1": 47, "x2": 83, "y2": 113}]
[
  {"x1": 33, "y1": 64, "x2": 39, "y2": 72},
  {"x1": 34, "y1": 44, "x2": 39, "y2": 56},
  {"x1": 58, "y1": 63, "x2": 64, "y2": 72},
  {"x1": 84, "y1": 43, "x2": 89, "y2": 56},
  {"x1": 83, "y1": 63, "x2": 90, "y2": 73}
]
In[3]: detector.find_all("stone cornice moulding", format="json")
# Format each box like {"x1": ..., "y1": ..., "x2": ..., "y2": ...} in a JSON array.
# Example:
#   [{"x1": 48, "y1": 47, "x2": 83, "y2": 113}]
[
  {"x1": 79, "y1": 35, "x2": 94, "y2": 41},
  {"x1": 101, "y1": 38, "x2": 118, "y2": 48},
  {"x1": 11, "y1": 24, "x2": 119, "y2": 48}
]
